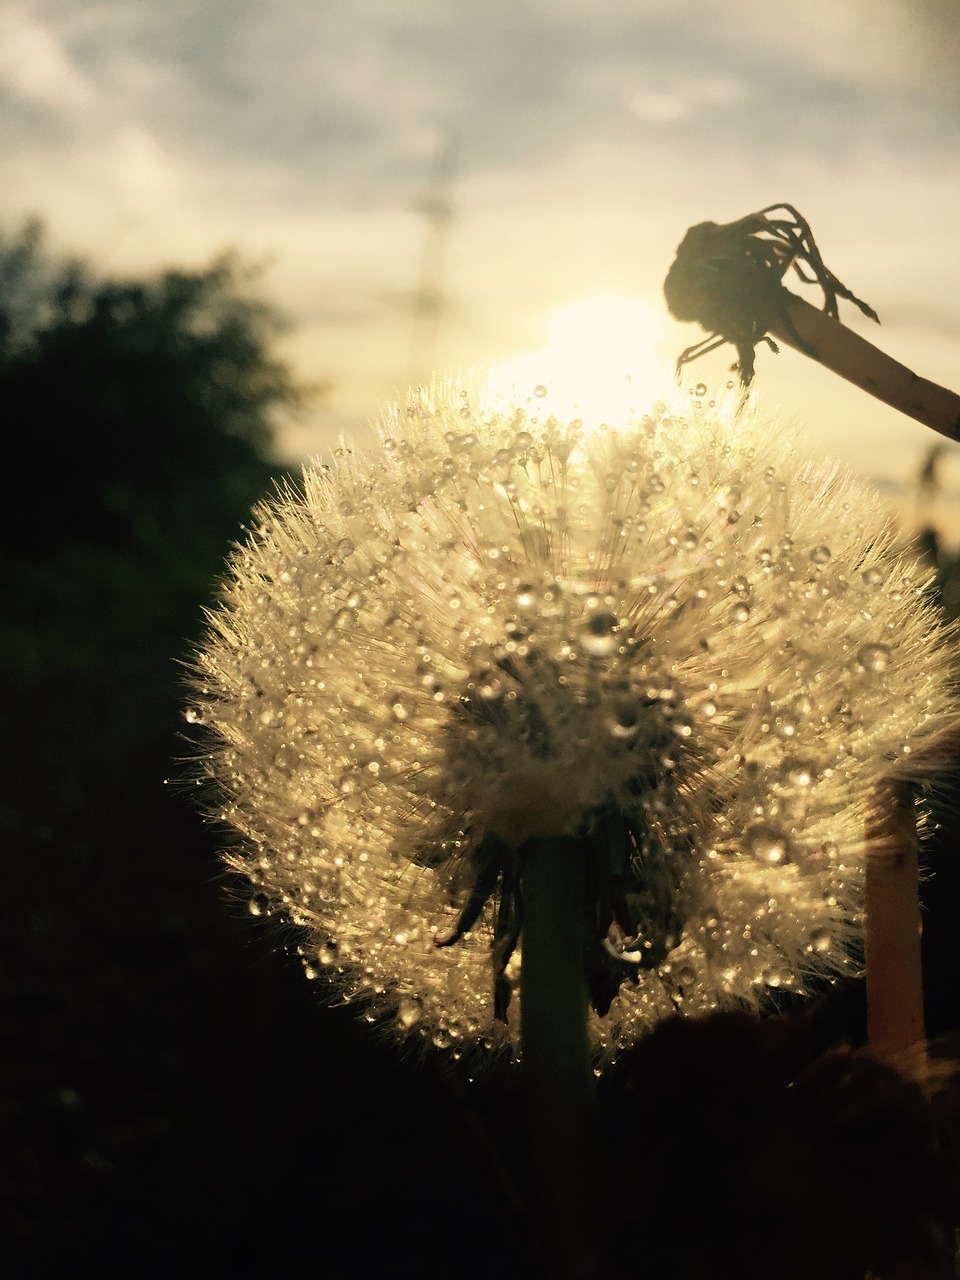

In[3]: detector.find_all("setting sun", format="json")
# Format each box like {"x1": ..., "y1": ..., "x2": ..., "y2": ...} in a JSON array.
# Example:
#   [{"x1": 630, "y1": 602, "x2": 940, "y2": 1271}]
[{"x1": 500, "y1": 296, "x2": 672, "y2": 422}]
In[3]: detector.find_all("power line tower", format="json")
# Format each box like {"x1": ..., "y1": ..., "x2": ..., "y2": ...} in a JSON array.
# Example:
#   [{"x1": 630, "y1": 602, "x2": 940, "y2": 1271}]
[{"x1": 409, "y1": 133, "x2": 456, "y2": 384}]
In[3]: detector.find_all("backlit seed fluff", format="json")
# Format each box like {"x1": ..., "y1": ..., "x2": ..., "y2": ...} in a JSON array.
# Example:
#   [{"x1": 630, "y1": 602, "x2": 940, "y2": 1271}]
[{"x1": 190, "y1": 375, "x2": 958, "y2": 1061}]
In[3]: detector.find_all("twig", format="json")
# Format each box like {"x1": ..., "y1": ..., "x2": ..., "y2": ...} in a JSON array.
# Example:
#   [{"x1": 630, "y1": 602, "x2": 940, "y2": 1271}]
[{"x1": 772, "y1": 294, "x2": 960, "y2": 442}]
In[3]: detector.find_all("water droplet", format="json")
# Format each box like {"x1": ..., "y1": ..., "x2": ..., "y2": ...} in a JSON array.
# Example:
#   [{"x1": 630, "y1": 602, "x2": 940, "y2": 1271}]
[
  {"x1": 780, "y1": 757, "x2": 817, "y2": 787},
  {"x1": 745, "y1": 822, "x2": 792, "y2": 865},
  {"x1": 810, "y1": 544, "x2": 831, "y2": 565},
  {"x1": 389, "y1": 695, "x2": 409, "y2": 721},
  {"x1": 606, "y1": 699, "x2": 643, "y2": 740},
  {"x1": 861, "y1": 566, "x2": 884, "y2": 586},
  {"x1": 534, "y1": 384, "x2": 548, "y2": 398},
  {"x1": 516, "y1": 583, "x2": 539, "y2": 609},
  {"x1": 578, "y1": 612, "x2": 620, "y2": 656},
  {"x1": 333, "y1": 607, "x2": 357, "y2": 630},
  {"x1": 857, "y1": 643, "x2": 891, "y2": 673},
  {"x1": 514, "y1": 430, "x2": 533, "y2": 449},
  {"x1": 731, "y1": 603, "x2": 751, "y2": 623},
  {"x1": 694, "y1": 382, "x2": 707, "y2": 398},
  {"x1": 672, "y1": 712, "x2": 694, "y2": 738},
  {"x1": 808, "y1": 927, "x2": 831, "y2": 954},
  {"x1": 248, "y1": 891, "x2": 271, "y2": 917},
  {"x1": 475, "y1": 670, "x2": 504, "y2": 700},
  {"x1": 774, "y1": 715, "x2": 797, "y2": 739},
  {"x1": 184, "y1": 707, "x2": 205, "y2": 725},
  {"x1": 398, "y1": 997, "x2": 422, "y2": 1028}
]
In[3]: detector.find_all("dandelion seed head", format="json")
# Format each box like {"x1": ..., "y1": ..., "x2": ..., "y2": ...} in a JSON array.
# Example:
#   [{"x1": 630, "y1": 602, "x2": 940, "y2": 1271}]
[{"x1": 192, "y1": 374, "x2": 958, "y2": 1061}]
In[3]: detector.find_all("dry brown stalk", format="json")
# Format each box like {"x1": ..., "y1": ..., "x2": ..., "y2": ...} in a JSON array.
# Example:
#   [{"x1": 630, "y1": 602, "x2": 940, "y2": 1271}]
[
  {"x1": 772, "y1": 294, "x2": 960, "y2": 442},
  {"x1": 864, "y1": 781, "x2": 926, "y2": 1056}
]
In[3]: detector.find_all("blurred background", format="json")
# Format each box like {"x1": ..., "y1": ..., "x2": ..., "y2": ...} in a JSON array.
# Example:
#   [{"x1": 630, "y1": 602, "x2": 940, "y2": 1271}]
[{"x1": 2, "y1": 2, "x2": 960, "y2": 1276}]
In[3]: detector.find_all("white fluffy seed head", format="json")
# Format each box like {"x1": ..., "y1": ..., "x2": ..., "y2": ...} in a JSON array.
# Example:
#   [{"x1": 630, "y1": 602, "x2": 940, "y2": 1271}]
[{"x1": 190, "y1": 374, "x2": 959, "y2": 1063}]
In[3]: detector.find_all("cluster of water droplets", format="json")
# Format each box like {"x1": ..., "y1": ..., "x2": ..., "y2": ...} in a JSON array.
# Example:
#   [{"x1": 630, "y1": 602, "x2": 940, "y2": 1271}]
[{"x1": 190, "y1": 374, "x2": 958, "y2": 1062}]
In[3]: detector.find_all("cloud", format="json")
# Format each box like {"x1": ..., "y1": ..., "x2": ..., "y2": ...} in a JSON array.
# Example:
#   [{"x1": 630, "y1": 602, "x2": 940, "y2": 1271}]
[
  {"x1": 625, "y1": 76, "x2": 745, "y2": 125},
  {"x1": 0, "y1": 4, "x2": 99, "y2": 111}
]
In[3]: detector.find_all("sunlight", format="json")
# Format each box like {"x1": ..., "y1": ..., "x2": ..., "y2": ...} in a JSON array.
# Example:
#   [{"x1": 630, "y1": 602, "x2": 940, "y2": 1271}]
[{"x1": 498, "y1": 297, "x2": 672, "y2": 424}]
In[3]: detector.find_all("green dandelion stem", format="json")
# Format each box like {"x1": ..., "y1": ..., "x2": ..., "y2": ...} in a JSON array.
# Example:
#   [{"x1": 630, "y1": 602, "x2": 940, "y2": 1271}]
[{"x1": 519, "y1": 835, "x2": 605, "y2": 1278}]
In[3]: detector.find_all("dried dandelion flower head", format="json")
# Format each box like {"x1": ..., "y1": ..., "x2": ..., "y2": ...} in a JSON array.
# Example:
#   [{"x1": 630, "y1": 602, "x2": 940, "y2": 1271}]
[{"x1": 190, "y1": 375, "x2": 957, "y2": 1061}]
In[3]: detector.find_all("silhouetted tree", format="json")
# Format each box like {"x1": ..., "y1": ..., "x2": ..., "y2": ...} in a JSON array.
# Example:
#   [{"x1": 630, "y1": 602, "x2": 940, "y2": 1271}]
[
  {"x1": 0, "y1": 220, "x2": 307, "y2": 680},
  {"x1": 2, "y1": 222, "x2": 301, "y2": 555}
]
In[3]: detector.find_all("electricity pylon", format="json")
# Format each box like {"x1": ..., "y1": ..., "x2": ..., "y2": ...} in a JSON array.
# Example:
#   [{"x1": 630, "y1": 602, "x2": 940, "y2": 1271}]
[{"x1": 409, "y1": 133, "x2": 456, "y2": 384}]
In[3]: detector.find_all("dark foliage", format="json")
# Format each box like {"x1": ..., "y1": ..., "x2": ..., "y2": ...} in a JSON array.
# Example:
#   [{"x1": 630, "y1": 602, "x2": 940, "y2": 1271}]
[
  {"x1": 0, "y1": 222, "x2": 296, "y2": 683},
  {"x1": 606, "y1": 1007, "x2": 960, "y2": 1279}
]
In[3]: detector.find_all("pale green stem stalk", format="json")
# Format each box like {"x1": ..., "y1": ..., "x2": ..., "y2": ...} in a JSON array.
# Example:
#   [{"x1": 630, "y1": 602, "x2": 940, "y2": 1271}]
[{"x1": 519, "y1": 836, "x2": 606, "y2": 1279}]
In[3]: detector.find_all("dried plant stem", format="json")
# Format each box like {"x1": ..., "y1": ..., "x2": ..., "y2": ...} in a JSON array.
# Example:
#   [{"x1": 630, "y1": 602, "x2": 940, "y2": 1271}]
[
  {"x1": 520, "y1": 836, "x2": 605, "y2": 1279},
  {"x1": 864, "y1": 780, "x2": 925, "y2": 1055},
  {"x1": 770, "y1": 294, "x2": 960, "y2": 441}
]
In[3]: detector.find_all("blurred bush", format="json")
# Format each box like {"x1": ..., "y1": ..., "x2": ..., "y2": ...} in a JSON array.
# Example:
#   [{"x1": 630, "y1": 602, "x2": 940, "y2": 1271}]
[{"x1": 0, "y1": 218, "x2": 300, "y2": 683}]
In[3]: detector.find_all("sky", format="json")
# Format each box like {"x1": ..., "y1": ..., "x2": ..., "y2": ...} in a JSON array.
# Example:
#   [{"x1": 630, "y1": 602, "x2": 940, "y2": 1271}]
[{"x1": 3, "y1": 0, "x2": 960, "y2": 534}]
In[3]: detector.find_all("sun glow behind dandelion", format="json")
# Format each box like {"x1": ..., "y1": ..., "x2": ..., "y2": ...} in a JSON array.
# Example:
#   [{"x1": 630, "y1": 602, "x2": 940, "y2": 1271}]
[{"x1": 499, "y1": 297, "x2": 672, "y2": 425}]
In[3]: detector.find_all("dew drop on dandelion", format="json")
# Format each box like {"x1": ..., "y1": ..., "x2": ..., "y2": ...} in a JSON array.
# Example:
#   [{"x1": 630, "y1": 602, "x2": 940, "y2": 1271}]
[
  {"x1": 808, "y1": 927, "x2": 832, "y2": 954},
  {"x1": 578, "y1": 612, "x2": 620, "y2": 656},
  {"x1": 398, "y1": 996, "x2": 422, "y2": 1028},
  {"x1": 745, "y1": 822, "x2": 792, "y2": 865},
  {"x1": 333, "y1": 607, "x2": 357, "y2": 630},
  {"x1": 606, "y1": 700, "x2": 643, "y2": 741},
  {"x1": 780, "y1": 757, "x2": 817, "y2": 787},
  {"x1": 475, "y1": 670, "x2": 505, "y2": 700},
  {"x1": 857, "y1": 643, "x2": 891, "y2": 673}
]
